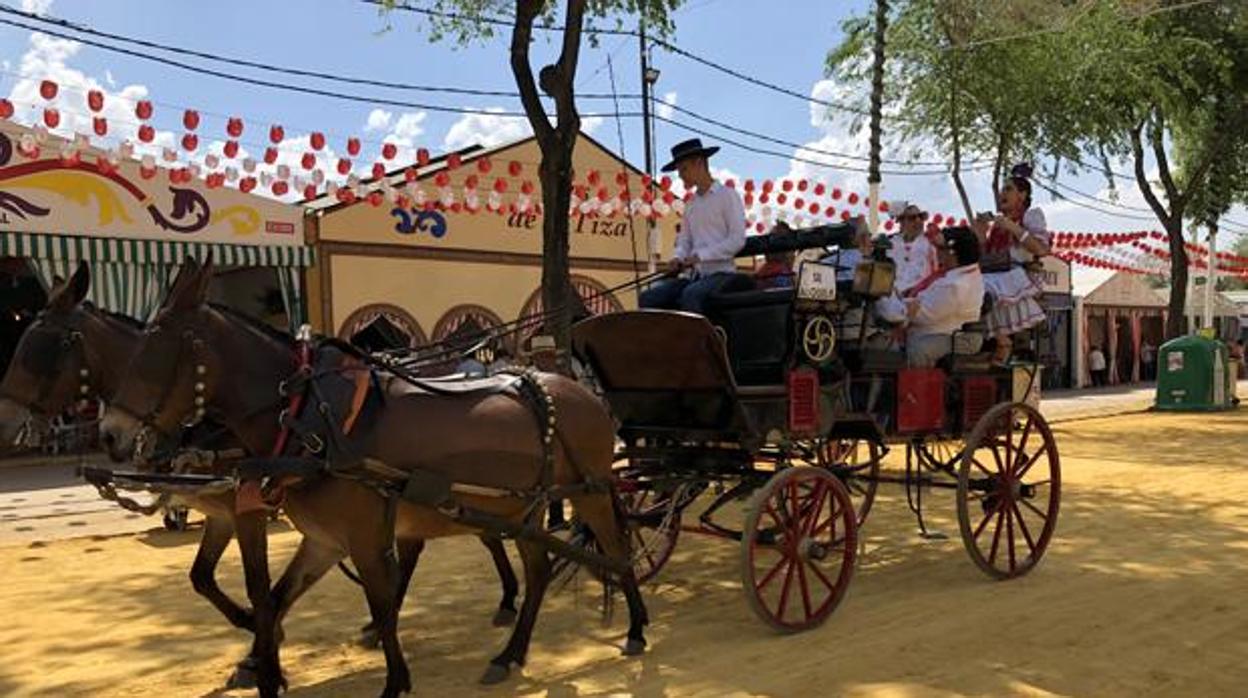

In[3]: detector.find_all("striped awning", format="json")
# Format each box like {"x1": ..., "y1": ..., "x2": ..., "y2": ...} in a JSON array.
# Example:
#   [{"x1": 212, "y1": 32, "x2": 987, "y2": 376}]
[{"x1": 0, "y1": 231, "x2": 314, "y2": 267}]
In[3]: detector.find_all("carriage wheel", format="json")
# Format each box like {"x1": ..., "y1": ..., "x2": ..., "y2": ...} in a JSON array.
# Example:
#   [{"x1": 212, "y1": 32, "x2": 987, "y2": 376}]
[
  {"x1": 956, "y1": 402, "x2": 1060, "y2": 580},
  {"x1": 740, "y1": 468, "x2": 857, "y2": 633},
  {"x1": 818, "y1": 439, "x2": 881, "y2": 527},
  {"x1": 615, "y1": 479, "x2": 697, "y2": 584},
  {"x1": 915, "y1": 436, "x2": 965, "y2": 472}
]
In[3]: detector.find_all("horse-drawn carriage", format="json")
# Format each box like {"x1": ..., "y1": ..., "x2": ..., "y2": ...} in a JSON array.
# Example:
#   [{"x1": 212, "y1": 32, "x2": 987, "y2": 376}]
[{"x1": 572, "y1": 222, "x2": 1061, "y2": 632}]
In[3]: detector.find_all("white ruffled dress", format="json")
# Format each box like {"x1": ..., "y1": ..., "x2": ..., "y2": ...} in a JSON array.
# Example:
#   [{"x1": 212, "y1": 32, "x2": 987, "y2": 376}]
[{"x1": 983, "y1": 207, "x2": 1049, "y2": 335}]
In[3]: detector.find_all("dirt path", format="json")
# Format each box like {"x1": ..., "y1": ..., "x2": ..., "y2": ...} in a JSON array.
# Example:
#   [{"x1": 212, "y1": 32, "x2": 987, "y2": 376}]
[{"x1": 1, "y1": 410, "x2": 1245, "y2": 697}]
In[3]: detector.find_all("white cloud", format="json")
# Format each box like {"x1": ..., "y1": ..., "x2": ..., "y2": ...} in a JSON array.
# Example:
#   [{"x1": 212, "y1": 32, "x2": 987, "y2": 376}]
[
  {"x1": 391, "y1": 112, "x2": 426, "y2": 142},
  {"x1": 20, "y1": 0, "x2": 54, "y2": 15},
  {"x1": 657, "y1": 91, "x2": 677, "y2": 120},
  {"x1": 443, "y1": 108, "x2": 532, "y2": 151},
  {"x1": 581, "y1": 115, "x2": 604, "y2": 135},
  {"x1": 364, "y1": 108, "x2": 392, "y2": 133}
]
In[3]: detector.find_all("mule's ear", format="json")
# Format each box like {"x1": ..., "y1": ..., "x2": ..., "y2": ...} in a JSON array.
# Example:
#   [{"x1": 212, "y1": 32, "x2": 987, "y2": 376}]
[
  {"x1": 67, "y1": 261, "x2": 90, "y2": 305},
  {"x1": 189, "y1": 252, "x2": 215, "y2": 305},
  {"x1": 162, "y1": 257, "x2": 200, "y2": 309}
]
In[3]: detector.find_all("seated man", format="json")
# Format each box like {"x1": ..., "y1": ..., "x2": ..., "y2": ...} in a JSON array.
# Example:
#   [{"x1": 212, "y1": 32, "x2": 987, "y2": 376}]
[
  {"x1": 639, "y1": 139, "x2": 746, "y2": 314},
  {"x1": 901, "y1": 226, "x2": 984, "y2": 368}
]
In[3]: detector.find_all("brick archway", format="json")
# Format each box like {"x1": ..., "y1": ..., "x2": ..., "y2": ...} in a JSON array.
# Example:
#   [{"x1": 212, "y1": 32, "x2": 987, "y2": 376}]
[
  {"x1": 517, "y1": 275, "x2": 624, "y2": 349},
  {"x1": 338, "y1": 303, "x2": 427, "y2": 347},
  {"x1": 432, "y1": 303, "x2": 506, "y2": 346}
]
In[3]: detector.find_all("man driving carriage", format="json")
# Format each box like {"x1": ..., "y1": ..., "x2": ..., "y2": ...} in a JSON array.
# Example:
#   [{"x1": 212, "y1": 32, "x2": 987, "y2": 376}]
[{"x1": 639, "y1": 139, "x2": 747, "y2": 315}]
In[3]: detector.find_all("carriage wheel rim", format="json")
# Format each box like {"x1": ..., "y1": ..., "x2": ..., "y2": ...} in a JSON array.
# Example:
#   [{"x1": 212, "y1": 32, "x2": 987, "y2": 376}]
[
  {"x1": 817, "y1": 438, "x2": 882, "y2": 528},
  {"x1": 956, "y1": 402, "x2": 1061, "y2": 580},
  {"x1": 741, "y1": 468, "x2": 857, "y2": 632}
]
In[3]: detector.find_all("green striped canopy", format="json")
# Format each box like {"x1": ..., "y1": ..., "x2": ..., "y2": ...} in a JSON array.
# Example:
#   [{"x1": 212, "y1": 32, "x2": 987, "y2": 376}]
[
  {"x1": 1, "y1": 231, "x2": 313, "y2": 327},
  {"x1": 0, "y1": 231, "x2": 313, "y2": 267}
]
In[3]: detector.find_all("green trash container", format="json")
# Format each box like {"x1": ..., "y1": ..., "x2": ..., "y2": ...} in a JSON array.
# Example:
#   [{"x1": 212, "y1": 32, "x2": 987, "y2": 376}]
[{"x1": 1155, "y1": 335, "x2": 1234, "y2": 411}]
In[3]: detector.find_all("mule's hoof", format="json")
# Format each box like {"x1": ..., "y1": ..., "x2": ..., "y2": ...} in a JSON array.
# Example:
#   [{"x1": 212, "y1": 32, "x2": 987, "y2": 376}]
[
  {"x1": 479, "y1": 662, "x2": 511, "y2": 685},
  {"x1": 623, "y1": 637, "x2": 647, "y2": 656},
  {"x1": 226, "y1": 659, "x2": 257, "y2": 690},
  {"x1": 491, "y1": 607, "x2": 518, "y2": 627},
  {"x1": 359, "y1": 626, "x2": 382, "y2": 650}
]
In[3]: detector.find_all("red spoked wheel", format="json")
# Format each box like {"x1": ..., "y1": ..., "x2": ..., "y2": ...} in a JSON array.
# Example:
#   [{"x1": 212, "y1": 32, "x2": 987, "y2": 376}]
[
  {"x1": 740, "y1": 468, "x2": 857, "y2": 633},
  {"x1": 818, "y1": 439, "x2": 882, "y2": 527},
  {"x1": 615, "y1": 478, "x2": 697, "y2": 584},
  {"x1": 957, "y1": 402, "x2": 1061, "y2": 580}
]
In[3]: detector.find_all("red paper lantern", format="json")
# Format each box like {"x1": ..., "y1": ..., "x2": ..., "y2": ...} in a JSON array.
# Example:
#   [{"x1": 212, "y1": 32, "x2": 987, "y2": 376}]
[
  {"x1": 336, "y1": 159, "x2": 351, "y2": 175},
  {"x1": 265, "y1": 125, "x2": 283, "y2": 144},
  {"x1": 183, "y1": 110, "x2": 200, "y2": 131},
  {"x1": 825, "y1": 207, "x2": 836, "y2": 218},
  {"x1": 434, "y1": 172, "x2": 450, "y2": 187},
  {"x1": 521, "y1": 180, "x2": 535, "y2": 195},
  {"x1": 447, "y1": 153, "x2": 461, "y2": 170},
  {"x1": 840, "y1": 210, "x2": 851, "y2": 221},
  {"x1": 831, "y1": 187, "x2": 842, "y2": 200},
  {"x1": 725, "y1": 179, "x2": 736, "y2": 189},
  {"x1": 847, "y1": 192, "x2": 860, "y2": 205},
  {"x1": 797, "y1": 179, "x2": 808, "y2": 192},
  {"x1": 60, "y1": 150, "x2": 80, "y2": 167},
  {"x1": 759, "y1": 193, "x2": 770, "y2": 204},
  {"x1": 226, "y1": 118, "x2": 244, "y2": 138},
  {"x1": 310, "y1": 132, "x2": 326, "y2": 151},
  {"x1": 301, "y1": 152, "x2": 316, "y2": 170},
  {"x1": 181, "y1": 133, "x2": 198, "y2": 151},
  {"x1": 135, "y1": 100, "x2": 153, "y2": 120},
  {"x1": 597, "y1": 187, "x2": 610, "y2": 203},
  {"x1": 777, "y1": 193, "x2": 787, "y2": 206},
  {"x1": 660, "y1": 176, "x2": 672, "y2": 190},
  {"x1": 223, "y1": 140, "x2": 239, "y2": 158},
  {"x1": 345, "y1": 137, "x2": 361, "y2": 156},
  {"x1": 265, "y1": 147, "x2": 279, "y2": 165},
  {"x1": 662, "y1": 191, "x2": 676, "y2": 205},
  {"x1": 39, "y1": 80, "x2": 57, "y2": 100},
  {"x1": 794, "y1": 198, "x2": 805, "y2": 210},
  {"x1": 464, "y1": 174, "x2": 479, "y2": 189},
  {"x1": 809, "y1": 203, "x2": 820, "y2": 215},
  {"x1": 382, "y1": 143, "x2": 398, "y2": 160},
  {"x1": 814, "y1": 183, "x2": 826, "y2": 196},
  {"x1": 139, "y1": 164, "x2": 156, "y2": 180},
  {"x1": 884, "y1": 220, "x2": 895, "y2": 231},
  {"x1": 372, "y1": 162, "x2": 386, "y2": 180},
  {"x1": 932, "y1": 214, "x2": 944, "y2": 225},
  {"x1": 744, "y1": 193, "x2": 754, "y2": 207},
  {"x1": 493, "y1": 177, "x2": 507, "y2": 193},
  {"x1": 368, "y1": 191, "x2": 384, "y2": 207},
  {"x1": 451, "y1": 202, "x2": 462, "y2": 213},
  {"x1": 87, "y1": 90, "x2": 104, "y2": 112},
  {"x1": 272, "y1": 180, "x2": 289, "y2": 196},
  {"x1": 42, "y1": 108, "x2": 59, "y2": 128},
  {"x1": 743, "y1": 179, "x2": 755, "y2": 192},
  {"x1": 417, "y1": 148, "x2": 431, "y2": 167},
  {"x1": 755, "y1": 222, "x2": 766, "y2": 233},
  {"x1": 303, "y1": 184, "x2": 318, "y2": 200},
  {"x1": 92, "y1": 117, "x2": 107, "y2": 137},
  {"x1": 239, "y1": 176, "x2": 257, "y2": 193},
  {"x1": 404, "y1": 167, "x2": 418, "y2": 183},
  {"x1": 0, "y1": 99, "x2": 12, "y2": 119},
  {"x1": 878, "y1": 201, "x2": 889, "y2": 213}
]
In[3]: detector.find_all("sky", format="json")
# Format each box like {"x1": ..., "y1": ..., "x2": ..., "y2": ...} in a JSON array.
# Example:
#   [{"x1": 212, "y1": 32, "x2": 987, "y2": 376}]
[{"x1": 2, "y1": 0, "x2": 1246, "y2": 288}]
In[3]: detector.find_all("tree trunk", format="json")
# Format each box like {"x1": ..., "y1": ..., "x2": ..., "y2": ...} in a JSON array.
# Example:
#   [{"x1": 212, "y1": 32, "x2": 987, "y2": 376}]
[
  {"x1": 1166, "y1": 218, "x2": 1188, "y2": 339},
  {"x1": 991, "y1": 129, "x2": 1009, "y2": 204},
  {"x1": 509, "y1": 0, "x2": 587, "y2": 372}
]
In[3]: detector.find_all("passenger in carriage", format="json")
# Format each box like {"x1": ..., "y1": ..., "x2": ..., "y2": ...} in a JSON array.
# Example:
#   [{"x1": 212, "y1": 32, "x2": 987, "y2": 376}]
[
  {"x1": 639, "y1": 139, "x2": 747, "y2": 314},
  {"x1": 753, "y1": 248, "x2": 795, "y2": 289},
  {"x1": 900, "y1": 226, "x2": 985, "y2": 368},
  {"x1": 887, "y1": 201, "x2": 941, "y2": 295},
  {"x1": 972, "y1": 162, "x2": 1052, "y2": 363}
]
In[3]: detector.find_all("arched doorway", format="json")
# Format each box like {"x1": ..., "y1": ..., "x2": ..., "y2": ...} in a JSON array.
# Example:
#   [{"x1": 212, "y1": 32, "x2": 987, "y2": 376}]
[
  {"x1": 338, "y1": 303, "x2": 427, "y2": 351},
  {"x1": 516, "y1": 275, "x2": 624, "y2": 351}
]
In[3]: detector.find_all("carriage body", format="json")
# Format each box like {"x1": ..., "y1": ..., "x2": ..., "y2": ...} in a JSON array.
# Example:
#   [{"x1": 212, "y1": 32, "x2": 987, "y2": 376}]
[{"x1": 570, "y1": 223, "x2": 1060, "y2": 633}]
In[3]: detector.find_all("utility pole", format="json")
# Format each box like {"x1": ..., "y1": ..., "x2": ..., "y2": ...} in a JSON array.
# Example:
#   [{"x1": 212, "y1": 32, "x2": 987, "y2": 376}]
[
  {"x1": 640, "y1": 21, "x2": 659, "y2": 273},
  {"x1": 866, "y1": 0, "x2": 889, "y2": 235}
]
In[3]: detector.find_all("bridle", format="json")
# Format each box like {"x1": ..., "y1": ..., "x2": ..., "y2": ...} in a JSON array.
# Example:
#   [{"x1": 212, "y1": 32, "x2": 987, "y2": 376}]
[{"x1": 0, "y1": 315, "x2": 96, "y2": 448}]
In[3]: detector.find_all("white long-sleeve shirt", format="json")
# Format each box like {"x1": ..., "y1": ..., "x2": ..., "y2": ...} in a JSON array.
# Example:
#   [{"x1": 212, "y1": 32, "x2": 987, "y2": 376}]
[
  {"x1": 673, "y1": 182, "x2": 747, "y2": 276},
  {"x1": 888, "y1": 233, "x2": 940, "y2": 294},
  {"x1": 909, "y1": 265, "x2": 984, "y2": 337}
]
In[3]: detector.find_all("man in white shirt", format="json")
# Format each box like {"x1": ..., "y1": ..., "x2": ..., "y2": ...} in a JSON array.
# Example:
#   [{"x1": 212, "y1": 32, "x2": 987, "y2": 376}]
[
  {"x1": 888, "y1": 201, "x2": 940, "y2": 294},
  {"x1": 903, "y1": 226, "x2": 985, "y2": 367},
  {"x1": 640, "y1": 139, "x2": 747, "y2": 314}
]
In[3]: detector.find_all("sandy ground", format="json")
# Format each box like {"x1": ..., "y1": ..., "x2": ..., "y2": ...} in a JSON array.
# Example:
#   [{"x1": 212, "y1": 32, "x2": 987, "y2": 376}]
[{"x1": 0, "y1": 409, "x2": 1245, "y2": 698}]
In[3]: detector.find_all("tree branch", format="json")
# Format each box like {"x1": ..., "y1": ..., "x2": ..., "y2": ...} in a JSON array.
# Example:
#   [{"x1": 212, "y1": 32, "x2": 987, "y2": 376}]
[
  {"x1": 1130, "y1": 120, "x2": 1171, "y2": 224},
  {"x1": 1149, "y1": 108, "x2": 1180, "y2": 208},
  {"x1": 550, "y1": 0, "x2": 587, "y2": 138},
  {"x1": 510, "y1": 0, "x2": 555, "y2": 145}
]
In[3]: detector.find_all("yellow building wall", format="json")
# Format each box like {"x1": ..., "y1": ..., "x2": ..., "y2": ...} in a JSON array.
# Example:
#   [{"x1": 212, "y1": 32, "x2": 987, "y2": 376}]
[
  {"x1": 317, "y1": 137, "x2": 659, "y2": 263},
  {"x1": 329, "y1": 253, "x2": 639, "y2": 338}
]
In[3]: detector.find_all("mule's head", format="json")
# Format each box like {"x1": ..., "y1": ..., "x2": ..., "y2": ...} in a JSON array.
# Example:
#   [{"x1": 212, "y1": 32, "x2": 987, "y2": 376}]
[
  {"x1": 100, "y1": 257, "x2": 221, "y2": 462},
  {"x1": 0, "y1": 262, "x2": 99, "y2": 453}
]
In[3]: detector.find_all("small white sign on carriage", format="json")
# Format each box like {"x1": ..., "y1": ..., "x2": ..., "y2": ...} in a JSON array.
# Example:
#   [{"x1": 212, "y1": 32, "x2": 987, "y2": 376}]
[{"x1": 796, "y1": 261, "x2": 838, "y2": 301}]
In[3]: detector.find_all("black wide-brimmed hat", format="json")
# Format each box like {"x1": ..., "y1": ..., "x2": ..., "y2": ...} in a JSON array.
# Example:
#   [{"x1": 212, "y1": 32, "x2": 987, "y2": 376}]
[{"x1": 661, "y1": 138, "x2": 720, "y2": 172}]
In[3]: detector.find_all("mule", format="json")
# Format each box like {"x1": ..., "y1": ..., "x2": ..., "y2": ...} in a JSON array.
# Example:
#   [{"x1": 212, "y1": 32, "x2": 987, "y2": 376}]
[{"x1": 99, "y1": 257, "x2": 647, "y2": 697}]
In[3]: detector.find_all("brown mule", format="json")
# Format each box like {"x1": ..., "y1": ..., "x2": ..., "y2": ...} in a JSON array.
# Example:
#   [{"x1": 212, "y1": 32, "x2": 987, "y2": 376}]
[
  {"x1": 0, "y1": 263, "x2": 520, "y2": 689},
  {"x1": 99, "y1": 257, "x2": 647, "y2": 697}
]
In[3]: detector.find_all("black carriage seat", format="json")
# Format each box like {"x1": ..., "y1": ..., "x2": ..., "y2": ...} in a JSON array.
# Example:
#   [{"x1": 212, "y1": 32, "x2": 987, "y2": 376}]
[
  {"x1": 571, "y1": 311, "x2": 752, "y2": 440},
  {"x1": 703, "y1": 285, "x2": 796, "y2": 385},
  {"x1": 941, "y1": 293, "x2": 994, "y2": 372}
]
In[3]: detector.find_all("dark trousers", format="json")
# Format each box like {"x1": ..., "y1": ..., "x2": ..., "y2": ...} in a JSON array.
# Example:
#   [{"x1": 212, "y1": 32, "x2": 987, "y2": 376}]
[
  {"x1": 1091, "y1": 369, "x2": 1108, "y2": 387},
  {"x1": 639, "y1": 273, "x2": 734, "y2": 314}
]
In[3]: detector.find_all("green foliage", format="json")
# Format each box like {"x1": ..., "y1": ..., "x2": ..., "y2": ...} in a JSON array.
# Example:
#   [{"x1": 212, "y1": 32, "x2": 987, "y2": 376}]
[{"x1": 377, "y1": 1, "x2": 682, "y2": 44}]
